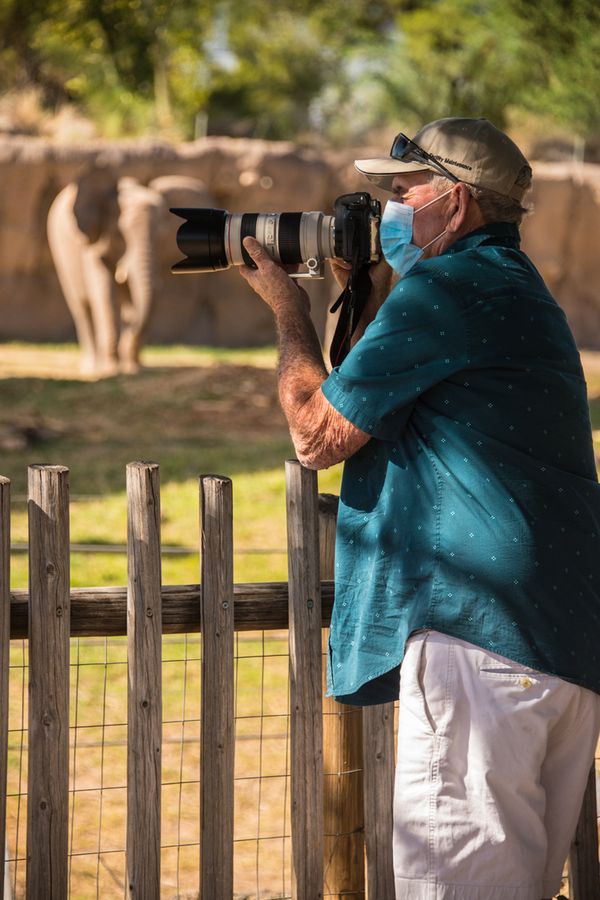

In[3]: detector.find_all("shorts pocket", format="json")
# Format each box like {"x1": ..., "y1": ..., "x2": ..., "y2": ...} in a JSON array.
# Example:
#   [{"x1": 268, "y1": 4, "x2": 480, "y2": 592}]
[
  {"x1": 478, "y1": 665, "x2": 554, "y2": 687},
  {"x1": 401, "y1": 632, "x2": 442, "y2": 734}
]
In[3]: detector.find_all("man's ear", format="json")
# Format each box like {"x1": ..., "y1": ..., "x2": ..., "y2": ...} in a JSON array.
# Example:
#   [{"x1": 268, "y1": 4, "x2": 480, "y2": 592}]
[{"x1": 446, "y1": 183, "x2": 471, "y2": 234}]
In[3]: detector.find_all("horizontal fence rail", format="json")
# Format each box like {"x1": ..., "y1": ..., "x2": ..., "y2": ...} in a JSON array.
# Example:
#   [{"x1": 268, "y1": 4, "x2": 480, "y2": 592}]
[
  {"x1": 7, "y1": 582, "x2": 335, "y2": 638},
  {"x1": 0, "y1": 461, "x2": 598, "y2": 899}
]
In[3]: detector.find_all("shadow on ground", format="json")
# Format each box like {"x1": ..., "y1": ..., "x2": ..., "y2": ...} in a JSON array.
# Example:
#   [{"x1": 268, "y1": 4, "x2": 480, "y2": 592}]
[{"x1": 0, "y1": 364, "x2": 293, "y2": 493}]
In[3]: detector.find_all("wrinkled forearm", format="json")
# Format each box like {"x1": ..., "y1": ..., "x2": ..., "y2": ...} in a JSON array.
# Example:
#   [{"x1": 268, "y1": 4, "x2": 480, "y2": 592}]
[
  {"x1": 274, "y1": 304, "x2": 370, "y2": 469},
  {"x1": 273, "y1": 301, "x2": 327, "y2": 439}
]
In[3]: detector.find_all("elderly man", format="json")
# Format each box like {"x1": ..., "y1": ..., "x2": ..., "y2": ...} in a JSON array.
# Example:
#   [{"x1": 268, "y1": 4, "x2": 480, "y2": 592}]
[{"x1": 239, "y1": 117, "x2": 600, "y2": 900}]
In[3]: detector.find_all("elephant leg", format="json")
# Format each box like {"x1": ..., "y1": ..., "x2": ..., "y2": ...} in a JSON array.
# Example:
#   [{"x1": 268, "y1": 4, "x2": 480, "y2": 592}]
[
  {"x1": 48, "y1": 227, "x2": 97, "y2": 373},
  {"x1": 82, "y1": 247, "x2": 119, "y2": 377},
  {"x1": 115, "y1": 179, "x2": 162, "y2": 374},
  {"x1": 62, "y1": 283, "x2": 97, "y2": 375}
]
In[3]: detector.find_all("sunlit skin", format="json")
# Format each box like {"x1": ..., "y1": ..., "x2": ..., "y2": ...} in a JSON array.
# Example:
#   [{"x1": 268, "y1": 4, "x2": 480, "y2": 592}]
[{"x1": 239, "y1": 171, "x2": 483, "y2": 470}]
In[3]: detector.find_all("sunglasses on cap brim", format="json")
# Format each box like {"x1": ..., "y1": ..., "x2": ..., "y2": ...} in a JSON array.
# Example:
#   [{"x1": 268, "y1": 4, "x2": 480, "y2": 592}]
[{"x1": 390, "y1": 133, "x2": 460, "y2": 184}]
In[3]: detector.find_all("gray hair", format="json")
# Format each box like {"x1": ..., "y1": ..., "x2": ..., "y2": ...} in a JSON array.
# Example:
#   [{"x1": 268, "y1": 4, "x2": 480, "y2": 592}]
[{"x1": 429, "y1": 173, "x2": 531, "y2": 225}]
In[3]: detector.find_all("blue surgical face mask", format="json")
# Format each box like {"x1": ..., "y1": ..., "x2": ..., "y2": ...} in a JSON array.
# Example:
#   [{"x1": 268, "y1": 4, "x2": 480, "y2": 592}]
[{"x1": 379, "y1": 188, "x2": 453, "y2": 276}]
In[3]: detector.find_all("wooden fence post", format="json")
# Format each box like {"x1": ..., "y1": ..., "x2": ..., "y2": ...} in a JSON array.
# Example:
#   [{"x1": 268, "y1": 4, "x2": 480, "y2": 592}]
[
  {"x1": 126, "y1": 462, "x2": 162, "y2": 900},
  {"x1": 569, "y1": 764, "x2": 600, "y2": 899},
  {"x1": 199, "y1": 475, "x2": 235, "y2": 900},
  {"x1": 319, "y1": 493, "x2": 365, "y2": 898},
  {"x1": 0, "y1": 477, "x2": 10, "y2": 897},
  {"x1": 286, "y1": 460, "x2": 324, "y2": 900},
  {"x1": 362, "y1": 702, "x2": 395, "y2": 899},
  {"x1": 26, "y1": 465, "x2": 70, "y2": 900}
]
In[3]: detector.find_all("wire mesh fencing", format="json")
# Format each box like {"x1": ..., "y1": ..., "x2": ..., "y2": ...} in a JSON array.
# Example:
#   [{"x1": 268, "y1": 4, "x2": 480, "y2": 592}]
[
  {"x1": 5, "y1": 631, "x2": 298, "y2": 899},
  {"x1": 0, "y1": 463, "x2": 598, "y2": 899}
]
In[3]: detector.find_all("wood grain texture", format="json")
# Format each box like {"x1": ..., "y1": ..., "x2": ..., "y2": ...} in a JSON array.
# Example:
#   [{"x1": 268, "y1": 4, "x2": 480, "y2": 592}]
[
  {"x1": 9, "y1": 582, "x2": 336, "y2": 637},
  {"x1": 319, "y1": 494, "x2": 365, "y2": 898},
  {"x1": 286, "y1": 461, "x2": 324, "y2": 900},
  {"x1": 26, "y1": 465, "x2": 70, "y2": 900},
  {"x1": 570, "y1": 763, "x2": 600, "y2": 900},
  {"x1": 362, "y1": 703, "x2": 395, "y2": 900},
  {"x1": 0, "y1": 477, "x2": 10, "y2": 898},
  {"x1": 200, "y1": 476, "x2": 235, "y2": 899},
  {"x1": 126, "y1": 462, "x2": 162, "y2": 900}
]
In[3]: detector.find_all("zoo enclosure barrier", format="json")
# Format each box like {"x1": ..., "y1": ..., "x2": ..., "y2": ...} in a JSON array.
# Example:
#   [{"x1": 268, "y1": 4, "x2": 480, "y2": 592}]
[{"x1": 0, "y1": 461, "x2": 598, "y2": 899}]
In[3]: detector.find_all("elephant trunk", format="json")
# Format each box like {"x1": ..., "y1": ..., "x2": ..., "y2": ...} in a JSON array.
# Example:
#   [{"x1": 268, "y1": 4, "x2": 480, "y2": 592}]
[{"x1": 117, "y1": 195, "x2": 159, "y2": 372}]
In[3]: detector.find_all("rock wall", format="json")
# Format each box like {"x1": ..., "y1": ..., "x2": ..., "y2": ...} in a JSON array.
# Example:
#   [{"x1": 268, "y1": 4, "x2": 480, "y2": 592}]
[
  {"x1": 0, "y1": 137, "x2": 598, "y2": 349},
  {"x1": 0, "y1": 136, "x2": 351, "y2": 347},
  {"x1": 521, "y1": 161, "x2": 600, "y2": 348}
]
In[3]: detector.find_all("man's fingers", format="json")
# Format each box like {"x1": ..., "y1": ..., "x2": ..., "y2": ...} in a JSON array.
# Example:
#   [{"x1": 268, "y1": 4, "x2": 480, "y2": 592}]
[
  {"x1": 329, "y1": 258, "x2": 352, "y2": 289},
  {"x1": 240, "y1": 235, "x2": 288, "y2": 290},
  {"x1": 242, "y1": 235, "x2": 260, "y2": 254},
  {"x1": 243, "y1": 235, "x2": 269, "y2": 264}
]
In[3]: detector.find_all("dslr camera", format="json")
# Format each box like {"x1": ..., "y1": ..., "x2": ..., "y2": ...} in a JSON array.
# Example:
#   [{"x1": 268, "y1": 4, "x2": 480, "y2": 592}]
[{"x1": 170, "y1": 192, "x2": 381, "y2": 279}]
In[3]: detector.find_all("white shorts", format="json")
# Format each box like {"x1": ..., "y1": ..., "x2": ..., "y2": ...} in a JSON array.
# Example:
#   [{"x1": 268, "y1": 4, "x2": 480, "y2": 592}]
[{"x1": 394, "y1": 630, "x2": 600, "y2": 900}]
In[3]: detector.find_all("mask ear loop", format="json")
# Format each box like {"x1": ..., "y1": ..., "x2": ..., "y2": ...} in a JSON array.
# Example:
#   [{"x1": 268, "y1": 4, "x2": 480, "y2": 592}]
[
  {"x1": 414, "y1": 186, "x2": 455, "y2": 213},
  {"x1": 414, "y1": 187, "x2": 455, "y2": 251}
]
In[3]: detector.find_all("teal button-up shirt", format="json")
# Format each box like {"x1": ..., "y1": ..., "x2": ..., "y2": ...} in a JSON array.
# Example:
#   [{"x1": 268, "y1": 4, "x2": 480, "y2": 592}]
[{"x1": 321, "y1": 222, "x2": 600, "y2": 705}]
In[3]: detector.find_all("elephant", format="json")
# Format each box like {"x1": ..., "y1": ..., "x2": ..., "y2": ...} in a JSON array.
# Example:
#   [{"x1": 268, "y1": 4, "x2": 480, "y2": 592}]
[{"x1": 47, "y1": 170, "x2": 215, "y2": 376}]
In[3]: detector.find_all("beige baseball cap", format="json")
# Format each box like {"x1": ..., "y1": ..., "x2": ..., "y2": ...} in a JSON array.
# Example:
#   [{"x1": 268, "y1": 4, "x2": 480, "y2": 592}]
[{"x1": 355, "y1": 117, "x2": 532, "y2": 201}]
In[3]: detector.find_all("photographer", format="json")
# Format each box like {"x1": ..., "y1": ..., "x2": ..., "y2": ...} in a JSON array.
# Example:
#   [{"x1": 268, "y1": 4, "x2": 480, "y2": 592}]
[{"x1": 239, "y1": 117, "x2": 600, "y2": 900}]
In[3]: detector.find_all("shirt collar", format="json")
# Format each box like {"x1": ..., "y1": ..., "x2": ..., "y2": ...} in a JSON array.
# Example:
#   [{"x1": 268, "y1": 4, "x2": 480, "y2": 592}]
[{"x1": 446, "y1": 222, "x2": 521, "y2": 255}]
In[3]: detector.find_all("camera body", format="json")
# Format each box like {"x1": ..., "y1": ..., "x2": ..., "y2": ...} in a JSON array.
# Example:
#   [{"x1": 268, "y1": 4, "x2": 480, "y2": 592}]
[
  {"x1": 333, "y1": 192, "x2": 381, "y2": 268},
  {"x1": 170, "y1": 191, "x2": 381, "y2": 278}
]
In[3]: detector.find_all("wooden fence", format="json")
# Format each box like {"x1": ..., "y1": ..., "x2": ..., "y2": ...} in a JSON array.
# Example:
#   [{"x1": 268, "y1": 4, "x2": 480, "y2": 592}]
[{"x1": 0, "y1": 461, "x2": 598, "y2": 899}]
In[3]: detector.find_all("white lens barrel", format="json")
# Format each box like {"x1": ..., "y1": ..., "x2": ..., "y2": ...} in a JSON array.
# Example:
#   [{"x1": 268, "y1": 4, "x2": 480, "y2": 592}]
[
  {"x1": 299, "y1": 213, "x2": 336, "y2": 263},
  {"x1": 224, "y1": 211, "x2": 335, "y2": 266},
  {"x1": 255, "y1": 215, "x2": 282, "y2": 262}
]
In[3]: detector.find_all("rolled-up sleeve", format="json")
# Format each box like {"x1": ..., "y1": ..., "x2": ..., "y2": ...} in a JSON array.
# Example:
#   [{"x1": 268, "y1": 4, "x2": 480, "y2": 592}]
[{"x1": 322, "y1": 273, "x2": 469, "y2": 441}]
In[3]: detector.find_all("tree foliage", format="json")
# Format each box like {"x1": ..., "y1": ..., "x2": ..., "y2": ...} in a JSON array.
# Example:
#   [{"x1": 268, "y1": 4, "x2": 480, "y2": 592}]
[
  {"x1": 0, "y1": 0, "x2": 598, "y2": 142},
  {"x1": 506, "y1": 0, "x2": 600, "y2": 135}
]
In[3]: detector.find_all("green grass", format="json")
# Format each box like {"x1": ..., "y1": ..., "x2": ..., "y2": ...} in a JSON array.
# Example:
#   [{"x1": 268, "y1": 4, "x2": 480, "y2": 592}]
[
  {"x1": 0, "y1": 343, "x2": 343, "y2": 589},
  {"x1": 2, "y1": 342, "x2": 597, "y2": 588}
]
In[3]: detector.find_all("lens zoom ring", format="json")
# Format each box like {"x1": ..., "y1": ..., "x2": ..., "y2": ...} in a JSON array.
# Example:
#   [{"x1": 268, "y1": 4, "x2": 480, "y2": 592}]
[
  {"x1": 240, "y1": 214, "x2": 259, "y2": 267},
  {"x1": 278, "y1": 213, "x2": 303, "y2": 264}
]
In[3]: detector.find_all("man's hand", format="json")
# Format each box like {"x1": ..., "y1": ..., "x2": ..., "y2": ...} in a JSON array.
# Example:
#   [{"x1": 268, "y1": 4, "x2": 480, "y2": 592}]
[
  {"x1": 329, "y1": 254, "x2": 393, "y2": 296},
  {"x1": 239, "y1": 236, "x2": 310, "y2": 314},
  {"x1": 369, "y1": 255, "x2": 394, "y2": 299},
  {"x1": 329, "y1": 258, "x2": 353, "y2": 290}
]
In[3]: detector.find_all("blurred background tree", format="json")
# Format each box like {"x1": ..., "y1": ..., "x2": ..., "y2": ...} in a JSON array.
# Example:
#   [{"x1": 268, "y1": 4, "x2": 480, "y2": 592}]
[{"x1": 0, "y1": 0, "x2": 598, "y2": 152}]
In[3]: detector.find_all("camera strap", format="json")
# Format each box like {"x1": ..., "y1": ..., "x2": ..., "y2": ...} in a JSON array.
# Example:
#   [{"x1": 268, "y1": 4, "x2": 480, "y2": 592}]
[{"x1": 329, "y1": 257, "x2": 372, "y2": 367}]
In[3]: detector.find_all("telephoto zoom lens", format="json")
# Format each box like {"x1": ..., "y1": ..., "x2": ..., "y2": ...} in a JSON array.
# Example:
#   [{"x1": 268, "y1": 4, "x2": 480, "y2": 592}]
[{"x1": 171, "y1": 208, "x2": 335, "y2": 273}]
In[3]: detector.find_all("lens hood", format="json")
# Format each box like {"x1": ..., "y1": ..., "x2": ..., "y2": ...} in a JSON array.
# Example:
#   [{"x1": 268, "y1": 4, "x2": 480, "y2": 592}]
[{"x1": 170, "y1": 208, "x2": 229, "y2": 273}]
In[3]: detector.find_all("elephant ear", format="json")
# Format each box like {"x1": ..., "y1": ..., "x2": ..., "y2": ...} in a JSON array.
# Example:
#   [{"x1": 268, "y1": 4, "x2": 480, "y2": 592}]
[
  {"x1": 73, "y1": 168, "x2": 119, "y2": 245},
  {"x1": 148, "y1": 175, "x2": 216, "y2": 248},
  {"x1": 148, "y1": 175, "x2": 214, "y2": 209}
]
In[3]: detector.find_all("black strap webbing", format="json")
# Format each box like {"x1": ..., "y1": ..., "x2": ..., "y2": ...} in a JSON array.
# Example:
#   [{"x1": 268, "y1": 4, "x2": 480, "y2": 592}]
[{"x1": 329, "y1": 259, "x2": 372, "y2": 367}]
